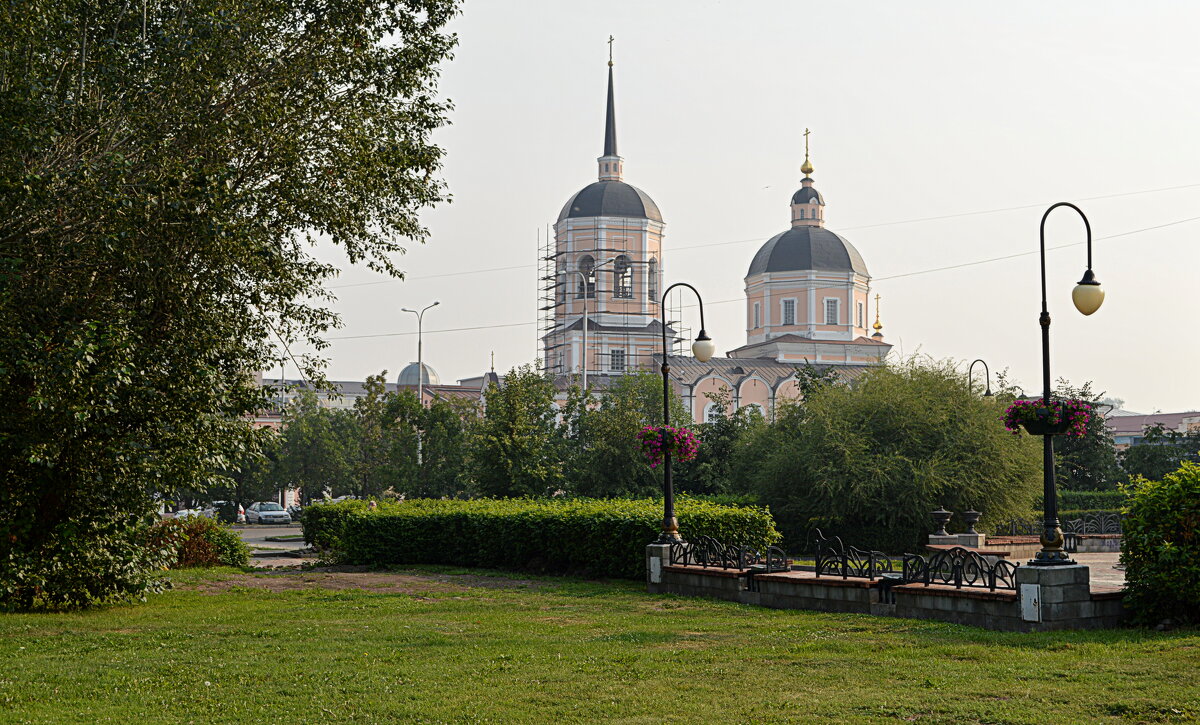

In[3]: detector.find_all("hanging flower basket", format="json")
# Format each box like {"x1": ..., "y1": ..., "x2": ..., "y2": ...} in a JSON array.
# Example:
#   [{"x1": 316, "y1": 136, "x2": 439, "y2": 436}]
[
  {"x1": 1003, "y1": 398, "x2": 1092, "y2": 437},
  {"x1": 637, "y1": 425, "x2": 700, "y2": 469}
]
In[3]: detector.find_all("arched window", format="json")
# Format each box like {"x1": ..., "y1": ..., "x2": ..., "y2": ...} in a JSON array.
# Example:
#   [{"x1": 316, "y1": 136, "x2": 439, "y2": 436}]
[
  {"x1": 577, "y1": 256, "x2": 595, "y2": 299},
  {"x1": 798, "y1": 209, "x2": 805, "y2": 220},
  {"x1": 614, "y1": 255, "x2": 633, "y2": 299},
  {"x1": 741, "y1": 403, "x2": 765, "y2": 420},
  {"x1": 648, "y1": 258, "x2": 658, "y2": 301},
  {"x1": 704, "y1": 402, "x2": 723, "y2": 424}
]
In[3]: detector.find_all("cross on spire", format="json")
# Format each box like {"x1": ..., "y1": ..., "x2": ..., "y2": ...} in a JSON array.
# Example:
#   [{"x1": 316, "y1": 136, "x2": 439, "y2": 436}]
[
  {"x1": 800, "y1": 127, "x2": 814, "y2": 177},
  {"x1": 608, "y1": 35, "x2": 614, "y2": 67}
]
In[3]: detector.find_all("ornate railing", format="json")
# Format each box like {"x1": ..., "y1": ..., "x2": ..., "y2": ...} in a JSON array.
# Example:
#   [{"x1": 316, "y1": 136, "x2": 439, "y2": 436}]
[
  {"x1": 902, "y1": 546, "x2": 1018, "y2": 591},
  {"x1": 1001, "y1": 513, "x2": 1122, "y2": 538},
  {"x1": 668, "y1": 536, "x2": 790, "y2": 572},
  {"x1": 810, "y1": 529, "x2": 903, "y2": 581}
]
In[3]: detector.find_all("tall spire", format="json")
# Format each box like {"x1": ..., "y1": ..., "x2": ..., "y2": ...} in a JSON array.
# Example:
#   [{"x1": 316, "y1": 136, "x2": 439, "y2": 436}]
[{"x1": 598, "y1": 36, "x2": 623, "y2": 181}]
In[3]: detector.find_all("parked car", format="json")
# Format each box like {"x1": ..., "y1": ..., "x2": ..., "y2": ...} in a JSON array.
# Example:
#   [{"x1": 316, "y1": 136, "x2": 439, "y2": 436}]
[
  {"x1": 246, "y1": 501, "x2": 291, "y2": 525},
  {"x1": 202, "y1": 501, "x2": 246, "y2": 524}
]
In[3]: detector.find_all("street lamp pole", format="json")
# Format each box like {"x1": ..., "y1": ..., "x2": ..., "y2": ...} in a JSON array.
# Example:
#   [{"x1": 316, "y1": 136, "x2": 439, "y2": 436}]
[
  {"x1": 1031, "y1": 202, "x2": 1105, "y2": 566},
  {"x1": 567, "y1": 257, "x2": 616, "y2": 390},
  {"x1": 657, "y1": 282, "x2": 716, "y2": 544},
  {"x1": 401, "y1": 301, "x2": 440, "y2": 464},
  {"x1": 967, "y1": 359, "x2": 992, "y2": 397}
]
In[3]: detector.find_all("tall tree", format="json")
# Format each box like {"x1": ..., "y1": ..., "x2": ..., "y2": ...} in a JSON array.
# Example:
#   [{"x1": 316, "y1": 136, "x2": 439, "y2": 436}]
[
  {"x1": 677, "y1": 387, "x2": 766, "y2": 496},
  {"x1": 469, "y1": 365, "x2": 564, "y2": 498},
  {"x1": 275, "y1": 392, "x2": 357, "y2": 499},
  {"x1": 747, "y1": 359, "x2": 1041, "y2": 552},
  {"x1": 1051, "y1": 380, "x2": 1123, "y2": 491},
  {"x1": 0, "y1": 0, "x2": 458, "y2": 607},
  {"x1": 1122, "y1": 424, "x2": 1200, "y2": 482}
]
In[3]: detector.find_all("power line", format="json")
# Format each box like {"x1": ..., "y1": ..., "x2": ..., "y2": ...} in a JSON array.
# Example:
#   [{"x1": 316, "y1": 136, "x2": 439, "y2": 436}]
[
  {"x1": 321, "y1": 211, "x2": 1200, "y2": 342},
  {"x1": 327, "y1": 180, "x2": 1200, "y2": 291}
]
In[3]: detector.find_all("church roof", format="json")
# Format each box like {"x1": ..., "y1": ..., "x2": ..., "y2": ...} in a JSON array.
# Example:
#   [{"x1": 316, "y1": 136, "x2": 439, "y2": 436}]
[
  {"x1": 558, "y1": 180, "x2": 662, "y2": 222},
  {"x1": 651, "y1": 354, "x2": 875, "y2": 388},
  {"x1": 791, "y1": 185, "x2": 824, "y2": 205},
  {"x1": 747, "y1": 226, "x2": 868, "y2": 277}
]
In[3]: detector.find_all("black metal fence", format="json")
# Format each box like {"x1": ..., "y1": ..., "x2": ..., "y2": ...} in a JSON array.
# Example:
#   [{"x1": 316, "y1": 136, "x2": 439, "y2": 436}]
[
  {"x1": 1000, "y1": 512, "x2": 1123, "y2": 537},
  {"x1": 901, "y1": 546, "x2": 1019, "y2": 592},
  {"x1": 810, "y1": 529, "x2": 903, "y2": 581},
  {"x1": 668, "y1": 535, "x2": 790, "y2": 573}
]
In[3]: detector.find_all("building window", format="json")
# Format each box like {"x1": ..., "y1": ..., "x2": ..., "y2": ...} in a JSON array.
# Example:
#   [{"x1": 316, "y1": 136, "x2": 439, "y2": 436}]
[
  {"x1": 577, "y1": 255, "x2": 595, "y2": 299},
  {"x1": 648, "y1": 258, "x2": 657, "y2": 301},
  {"x1": 742, "y1": 403, "x2": 765, "y2": 419},
  {"x1": 782, "y1": 299, "x2": 796, "y2": 326},
  {"x1": 610, "y1": 349, "x2": 625, "y2": 372},
  {"x1": 825, "y1": 299, "x2": 839, "y2": 325},
  {"x1": 704, "y1": 402, "x2": 723, "y2": 423},
  {"x1": 798, "y1": 209, "x2": 805, "y2": 220},
  {"x1": 857, "y1": 301, "x2": 864, "y2": 328},
  {"x1": 753, "y1": 302, "x2": 761, "y2": 329},
  {"x1": 614, "y1": 255, "x2": 633, "y2": 298}
]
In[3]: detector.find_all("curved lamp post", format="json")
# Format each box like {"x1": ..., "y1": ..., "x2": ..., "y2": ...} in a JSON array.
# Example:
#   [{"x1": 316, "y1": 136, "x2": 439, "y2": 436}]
[
  {"x1": 401, "y1": 301, "x2": 439, "y2": 465},
  {"x1": 967, "y1": 359, "x2": 993, "y2": 397},
  {"x1": 657, "y1": 283, "x2": 715, "y2": 543},
  {"x1": 1032, "y1": 202, "x2": 1104, "y2": 566}
]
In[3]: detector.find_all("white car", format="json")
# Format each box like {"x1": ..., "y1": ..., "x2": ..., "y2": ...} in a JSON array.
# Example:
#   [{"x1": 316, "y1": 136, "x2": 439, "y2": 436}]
[{"x1": 246, "y1": 502, "x2": 292, "y2": 525}]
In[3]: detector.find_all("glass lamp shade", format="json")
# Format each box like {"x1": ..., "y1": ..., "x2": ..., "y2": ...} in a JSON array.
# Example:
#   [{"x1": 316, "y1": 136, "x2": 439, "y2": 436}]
[
  {"x1": 1072, "y1": 282, "x2": 1104, "y2": 316},
  {"x1": 691, "y1": 337, "x2": 716, "y2": 363}
]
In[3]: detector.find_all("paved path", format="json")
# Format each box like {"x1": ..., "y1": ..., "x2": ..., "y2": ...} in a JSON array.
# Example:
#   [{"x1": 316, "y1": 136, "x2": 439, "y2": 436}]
[
  {"x1": 1073, "y1": 552, "x2": 1125, "y2": 588},
  {"x1": 233, "y1": 524, "x2": 313, "y2": 567}
]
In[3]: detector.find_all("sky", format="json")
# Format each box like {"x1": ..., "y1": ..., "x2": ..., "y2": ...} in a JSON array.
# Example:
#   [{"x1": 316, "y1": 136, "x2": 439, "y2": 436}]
[{"x1": 302, "y1": 1, "x2": 1200, "y2": 414}]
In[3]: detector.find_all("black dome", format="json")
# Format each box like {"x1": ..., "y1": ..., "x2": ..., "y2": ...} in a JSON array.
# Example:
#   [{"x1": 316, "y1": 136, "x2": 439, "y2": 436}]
[
  {"x1": 558, "y1": 180, "x2": 663, "y2": 222},
  {"x1": 747, "y1": 227, "x2": 868, "y2": 277},
  {"x1": 791, "y1": 186, "x2": 824, "y2": 205}
]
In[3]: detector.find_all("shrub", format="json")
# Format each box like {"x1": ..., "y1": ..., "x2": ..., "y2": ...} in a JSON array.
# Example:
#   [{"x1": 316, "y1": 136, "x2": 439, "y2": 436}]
[
  {"x1": 149, "y1": 517, "x2": 250, "y2": 568},
  {"x1": 338, "y1": 498, "x2": 781, "y2": 579},
  {"x1": 301, "y1": 500, "x2": 400, "y2": 549},
  {"x1": 1040, "y1": 490, "x2": 1127, "y2": 511},
  {"x1": 1121, "y1": 462, "x2": 1200, "y2": 625}
]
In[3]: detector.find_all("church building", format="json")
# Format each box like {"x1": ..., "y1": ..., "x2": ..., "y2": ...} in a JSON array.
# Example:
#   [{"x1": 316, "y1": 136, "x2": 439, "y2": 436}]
[{"x1": 540, "y1": 54, "x2": 893, "y2": 422}]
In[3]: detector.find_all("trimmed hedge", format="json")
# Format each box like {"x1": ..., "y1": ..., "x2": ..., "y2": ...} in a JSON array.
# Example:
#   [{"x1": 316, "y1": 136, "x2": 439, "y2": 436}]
[
  {"x1": 1041, "y1": 490, "x2": 1128, "y2": 511},
  {"x1": 337, "y1": 498, "x2": 782, "y2": 579},
  {"x1": 301, "y1": 500, "x2": 381, "y2": 549},
  {"x1": 1122, "y1": 462, "x2": 1200, "y2": 625}
]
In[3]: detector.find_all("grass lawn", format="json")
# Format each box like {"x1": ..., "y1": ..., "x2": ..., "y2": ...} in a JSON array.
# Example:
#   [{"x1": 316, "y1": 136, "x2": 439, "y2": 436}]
[{"x1": 1, "y1": 566, "x2": 1197, "y2": 724}]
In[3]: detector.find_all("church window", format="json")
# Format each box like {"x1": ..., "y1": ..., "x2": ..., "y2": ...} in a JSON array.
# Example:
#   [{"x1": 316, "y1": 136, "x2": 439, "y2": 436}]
[
  {"x1": 704, "y1": 402, "x2": 723, "y2": 423},
  {"x1": 577, "y1": 256, "x2": 596, "y2": 299},
  {"x1": 782, "y1": 299, "x2": 796, "y2": 326},
  {"x1": 742, "y1": 403, "x2": 765, "y2": 419},
  {"x1": 825, "y1": 299, "x2": 839, "y2": 325},
  {"x1": 648, "y1": 258, "x2": 658, "y2": 301},
  {"x1": 753, "y1": 302, "x2": 761, "y2": 329},
  {"x1": 798, "y1": 209, "x2": 805, "y2": 220},
  {"x1": 610, "y1": 349, "x2": 625, "y2": 372},
  {"x1": 857, "y1": 301, "x2": 864, "y2": 328},
  {"x1": 614, "y1": 255, "x2": 634, "y2": 299}
]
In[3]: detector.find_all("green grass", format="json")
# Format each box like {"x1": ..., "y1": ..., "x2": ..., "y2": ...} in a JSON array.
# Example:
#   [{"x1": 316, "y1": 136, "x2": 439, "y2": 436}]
[{"x1": 1, "y1": 567, "x2": 1197, "y2": 724}]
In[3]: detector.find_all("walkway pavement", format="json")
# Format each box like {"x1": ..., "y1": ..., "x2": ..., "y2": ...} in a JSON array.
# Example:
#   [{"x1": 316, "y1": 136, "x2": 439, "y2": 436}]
[
  {"x1": 1073, "y1": 552, "x2": 1125, "y2": 587},
  {"x1": 232, "y1": 524, "x2": 315, "y2": 568}
]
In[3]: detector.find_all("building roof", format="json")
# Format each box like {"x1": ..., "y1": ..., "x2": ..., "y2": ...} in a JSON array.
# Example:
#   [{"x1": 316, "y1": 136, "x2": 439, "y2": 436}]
[
  {"x1": 652, "y1": 354, "x2": 875, "y2": 389},
  {"x1": 746, "y1": 226, "x2": 868, "y2": 277},
  {"x1": 560, "y1": 317, "x2": 675, "y2": 335},
  {"x1": 398, "y1": 361, "x2": 439, "y2": 386},
  {"x1": 603, "y1": 64, "x2": 618, "y2": 157},
  {"x1": 791, "y1": 186, "x2": 825, "y2": 205},
  {"x1": 558, "y1": 180, "x2": 663, "y2": 222},
  {"x1": 1105, "y1": 411, "x2": 1200, "y2": 436}
]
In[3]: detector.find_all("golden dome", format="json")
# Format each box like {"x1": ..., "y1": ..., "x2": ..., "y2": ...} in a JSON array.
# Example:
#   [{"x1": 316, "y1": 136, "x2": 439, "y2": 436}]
[{"x1": 800, "y1": 157, "x2": 814, "y2": 176}]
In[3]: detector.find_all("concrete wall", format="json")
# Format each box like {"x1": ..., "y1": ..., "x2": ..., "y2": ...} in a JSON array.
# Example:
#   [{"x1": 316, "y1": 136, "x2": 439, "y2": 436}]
[{"x1": 647, "y1": 546, "x2": 1126, "y2": 633}]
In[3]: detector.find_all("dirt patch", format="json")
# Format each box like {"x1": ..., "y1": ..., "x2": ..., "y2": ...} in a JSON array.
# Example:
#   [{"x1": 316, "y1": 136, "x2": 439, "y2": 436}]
[{"x1": 182, "y1": 567, "x2": 546, "y2": 595}]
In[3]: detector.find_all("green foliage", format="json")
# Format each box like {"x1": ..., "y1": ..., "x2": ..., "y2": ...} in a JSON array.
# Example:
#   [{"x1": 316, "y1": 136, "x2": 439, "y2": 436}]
[
  {"x1": 1121, "y1": 462, "x2": 1200, "y2": 625},
  {"x1": 469, "y1": 365, "x2": 566, "y2": 498},
  {"x1": 338, "y1": 498, "x2": 781, "y2": 579},
  {"x1": 676, "y1": 387, "x2": 766, "y2": 495},
  {"x1": 0, "y1": 0, "x2": 458, "y2": 608},
  {"x1": 1054, "y1": 490, "x2": 1129, "y2": 511},
  {"x1": 746, "y1": 359, "x2": 1042, "y2": 552},
  {"x1": 150, "y1": 516, "x2": 250, "y2": 569},
  {"x1": 1121, "y1": 424, "x2": 1200, "y2": 483},
  {"x1": 275, "y1": 391, "x2": 360, "y2": 499},
  {"x1": 565, "y1": 372, "x2": 688, "y2": 498},
  {"x1": 300, "y1": 499, "x2": 394, "y2": 549},
  {"x1": 1051, "y1": 380, "x2": 1123, "y2": 490}
]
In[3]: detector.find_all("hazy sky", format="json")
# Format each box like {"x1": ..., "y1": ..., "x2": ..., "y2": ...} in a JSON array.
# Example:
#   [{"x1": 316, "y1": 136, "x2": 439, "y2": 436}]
[{"x1": 304, "y1": 1, "x2": 1200, "y2": 414}]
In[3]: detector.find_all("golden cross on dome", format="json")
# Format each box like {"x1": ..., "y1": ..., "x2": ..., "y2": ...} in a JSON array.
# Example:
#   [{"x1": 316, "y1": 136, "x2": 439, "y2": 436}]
[
  {"x1": 873, "y1": 293, "x2": 883, "y2": 331},
  {"x1": 608, "y1": 35, "x2": 614, "y2": 66},
  {"x1": 804, "y1": 128, "x2": 811, "y2": 157},
  {"x1": 800, "y1": 128, "x2": 814, "y2": 176}
]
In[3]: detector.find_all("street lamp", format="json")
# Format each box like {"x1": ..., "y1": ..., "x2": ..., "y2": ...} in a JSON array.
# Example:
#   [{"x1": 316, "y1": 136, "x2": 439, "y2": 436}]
[
  {"x1": 967, "y1": 359, "x2": 993, "y2": 397},
  {"x1": 401, "y1": 300, "x2": 439, "y2": 464},
  {"x1": 567, "y1": 257, "x2": 617, "y2": 390},
  {"x1": 657, "y1": 282, "x2": 715, "y2": 543},
  {"x1": 1031, "y1": 202, "x2": 1104, "y2": 567}
]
